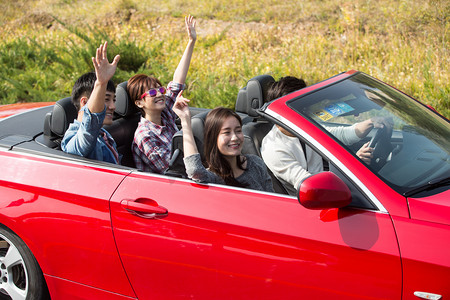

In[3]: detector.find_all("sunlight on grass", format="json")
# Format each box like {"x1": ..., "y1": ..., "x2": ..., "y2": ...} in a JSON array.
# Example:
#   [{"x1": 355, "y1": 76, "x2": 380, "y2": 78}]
[{"x1": 0, "y1": 0, "x2": 448, "y2": 117}]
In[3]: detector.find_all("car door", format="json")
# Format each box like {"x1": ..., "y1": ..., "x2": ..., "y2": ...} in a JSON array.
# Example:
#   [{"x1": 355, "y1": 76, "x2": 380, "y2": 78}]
[
  {"x1": 396, "y1": 192, "x2": 450, "y2": 299},
  {"x1": 110, "y1": 171, "x2": 402, "y2": 299},
  {"x1": 0, "y1": 150, "x2": 136, "y2": 298}
]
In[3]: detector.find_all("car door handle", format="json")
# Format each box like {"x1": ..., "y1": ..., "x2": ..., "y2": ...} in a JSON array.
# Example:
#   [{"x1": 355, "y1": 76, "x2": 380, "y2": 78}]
[{"x1": 120, "y1": 199, "x2": 168, "y2": 217}]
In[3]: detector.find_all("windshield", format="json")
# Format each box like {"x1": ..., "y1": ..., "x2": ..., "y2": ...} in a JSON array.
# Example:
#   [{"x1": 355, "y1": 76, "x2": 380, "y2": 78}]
[{"x1": 287, "y1": 72, "x2": 450, "y2": 196}]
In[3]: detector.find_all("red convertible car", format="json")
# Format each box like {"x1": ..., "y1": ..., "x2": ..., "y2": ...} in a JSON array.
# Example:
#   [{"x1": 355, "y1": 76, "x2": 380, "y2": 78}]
[{"x1": 0, "y1": 70, "x2": 448, "y2": 300}]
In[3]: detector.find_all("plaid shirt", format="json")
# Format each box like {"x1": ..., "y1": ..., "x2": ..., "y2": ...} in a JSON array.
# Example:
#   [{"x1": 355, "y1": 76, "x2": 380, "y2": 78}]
[{"x1": 132, "y1": 81, "x2": 184, "y2": 173}]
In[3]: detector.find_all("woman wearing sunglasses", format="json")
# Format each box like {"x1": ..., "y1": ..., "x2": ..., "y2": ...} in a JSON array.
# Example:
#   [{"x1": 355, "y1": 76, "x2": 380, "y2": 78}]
[{"x1": 127, "y1": 15, "x2": 196, "y2": 173}]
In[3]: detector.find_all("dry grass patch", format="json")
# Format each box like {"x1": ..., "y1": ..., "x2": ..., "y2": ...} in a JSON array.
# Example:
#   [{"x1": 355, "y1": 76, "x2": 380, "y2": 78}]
[{"x1": 0, "y1": 0, "x2": 448, "y2": 117}]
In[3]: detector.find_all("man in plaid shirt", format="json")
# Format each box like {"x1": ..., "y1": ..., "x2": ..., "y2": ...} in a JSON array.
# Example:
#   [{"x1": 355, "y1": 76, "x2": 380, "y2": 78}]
[{"x1": 128, "y1": 15, "x2": 197, "y2": 173}]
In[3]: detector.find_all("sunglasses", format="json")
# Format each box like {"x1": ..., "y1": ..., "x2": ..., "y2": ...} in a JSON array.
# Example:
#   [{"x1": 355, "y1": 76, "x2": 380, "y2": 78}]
[{"x1": 140, "y1": 86, "x2": 166, "y2": 99}]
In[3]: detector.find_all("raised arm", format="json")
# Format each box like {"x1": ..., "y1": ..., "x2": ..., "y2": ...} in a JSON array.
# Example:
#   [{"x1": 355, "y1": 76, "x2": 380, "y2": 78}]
[
  {"x1": 172, "y1": 15, "x2": 197, "y2": 84},
  {"x1": 354, "y1": 119, "x2": 375, "y2": 138},
  {"x1": 172, "y1": 92, "x2": 199, "y2": 157},
  {"x1": 88, "y1": 41, "x2": 120, "y2": 113}
]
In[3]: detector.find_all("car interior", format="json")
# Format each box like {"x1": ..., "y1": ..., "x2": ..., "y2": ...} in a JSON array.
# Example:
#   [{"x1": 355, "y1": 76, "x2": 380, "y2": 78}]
[
  {"x1": 0, "y1": 70, "x2": 358, "y2": 197},
  {"x1": 0, "y1": 74, "x2": 386, "y2": 206},
  {"x1": 164, "y1": 75, "x2": 289, "y2": 194},
  {"x1": 26, "y1": 75, "x2": 291, "y2": 194},
  {"x1": 36, "y1": 81, "x2": 141, "y2": 168}
]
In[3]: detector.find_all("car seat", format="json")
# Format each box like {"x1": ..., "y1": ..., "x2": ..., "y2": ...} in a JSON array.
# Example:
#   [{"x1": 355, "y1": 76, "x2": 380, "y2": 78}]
[
  {"x1": 40, "y1": 97, "x2": 77, "y2": 149},
  {"x1": 235, "y1": 74, "x2": 288, "y2": 194},
  {"x1": 235, "y1": 74, "x2": 275, "y2": 157},
  {"x1": 165, "y1": 110, "x2": 209, "y2": 178},
  {"x1": 104, "y1": 81, "x2": 140, "y2": 168},
  {"x1": 40, "y1": 81, "x2": 140, "y2": 168},
  {"x1": 165, "y1": 75, "x2": 276, "y2": 178},
  {"x1": 235, "y1": 74, "x2": 275, "y2": 121}
]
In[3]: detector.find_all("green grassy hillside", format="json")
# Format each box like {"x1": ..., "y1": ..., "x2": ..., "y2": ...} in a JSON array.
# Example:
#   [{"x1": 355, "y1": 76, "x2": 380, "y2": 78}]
[{"x1": 0, "y1": 0, "x2": 448, "y2": 117}]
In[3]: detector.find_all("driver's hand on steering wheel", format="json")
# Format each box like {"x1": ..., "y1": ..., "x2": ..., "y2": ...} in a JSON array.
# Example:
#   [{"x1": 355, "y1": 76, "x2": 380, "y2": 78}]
[
  {"x1": 355, "y1": 117, "x2": 393, "y2": 139},
  {"x1": 356, "y1": 142, "x2": 373, "y2": 164},
  {"x1": 371, "y1": 116, "x2": 394, "y2": 130}
]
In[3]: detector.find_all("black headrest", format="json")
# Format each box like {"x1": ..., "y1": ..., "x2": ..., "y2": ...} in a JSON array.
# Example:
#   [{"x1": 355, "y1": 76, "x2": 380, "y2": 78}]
[
  {"x1": 235, "y1": 75, "x2": 275, "y2": 117},
  {"x1": 115, "y1": 81, "x2": 139, "y2": 117},
  {"x1": 46, "y1": 81, "x2": 137, "y2": 140},
  {"x1": 166, "y1": 111, "x2": 209, "y2": 178},
  {"x1": 50, "y1": 97, "x2": 77, "y2": 137}
]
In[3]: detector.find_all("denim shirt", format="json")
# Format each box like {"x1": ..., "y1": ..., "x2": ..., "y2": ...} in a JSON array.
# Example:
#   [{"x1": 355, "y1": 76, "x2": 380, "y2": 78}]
[{"x1": 61, "y1": 105, "x2": 120, "y2": 164}]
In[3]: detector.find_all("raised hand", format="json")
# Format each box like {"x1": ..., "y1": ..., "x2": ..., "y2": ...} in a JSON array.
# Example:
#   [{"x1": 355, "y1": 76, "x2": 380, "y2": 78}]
[
  {"x1": 173, "y1": 91, "x2": 191, "y2": 122},
  {"x1": 92, "y1": 41, "x2": 120, "y2": 85},
  {"x1": 372, "y1": 116, "x2": 394, "y2": 130},
  {"x1": 173, "y1": 16, "x2": 196, "y2": 86},
  {"x1": 185, "y1": 15, "x2": 197, "y2": 42},
  {"x1": 173, "y1": 91, "x2": 199, "y2": 157}
]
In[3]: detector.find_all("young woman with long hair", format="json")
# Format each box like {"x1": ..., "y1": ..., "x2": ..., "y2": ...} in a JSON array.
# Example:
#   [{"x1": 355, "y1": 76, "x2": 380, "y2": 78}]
[{"x1": 173, "y1": 96, "x2": 274, "y2": 192}]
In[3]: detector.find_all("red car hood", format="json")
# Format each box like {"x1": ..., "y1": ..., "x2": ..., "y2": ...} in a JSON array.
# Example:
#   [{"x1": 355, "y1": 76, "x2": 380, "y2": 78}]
[
  {"x1": 0, "y1": 102, "x2": 55, "y2": 119},
  {"x1": 409, "y1": 189, "x2": 450, "y2": 226}
]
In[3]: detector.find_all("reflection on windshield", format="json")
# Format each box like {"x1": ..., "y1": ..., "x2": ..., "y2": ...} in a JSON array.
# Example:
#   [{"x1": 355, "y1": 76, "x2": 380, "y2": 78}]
[{"x1": 288, "y1": 72, "x2": 450, "y2": 196}]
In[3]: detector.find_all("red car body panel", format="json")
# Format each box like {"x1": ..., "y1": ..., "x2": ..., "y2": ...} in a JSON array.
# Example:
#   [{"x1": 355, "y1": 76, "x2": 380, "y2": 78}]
[
  {"x1": 0, "y1": 151, "x2": 136, "y2": 298},
  {"x1": 44, "y1": 274, "x2": 137, "y2": 300},
  {"x1": 267, "y1": 94, "x2": 410, "y2": 218},
  {"x1": 263, "y1": 72, "x2": 450, "y2": 299},
  {"x1": 0, "y1": 102, "x2": 55, "y2": 119},
  {"x1": 409, "y1": 190, "x2": 450, "y2": 225},
  {"x1": 110, "y1": 172, "x2": 402, "y2": 299},
  {"x1": 0, "y1": 70, "x2": 448, "y2": 299},
  {"x1": 392, "y1": 214, "x2": 450, "y2": 298},
  {"x1": 398, "y1": 191, "x2": 450, "y2": 298}
]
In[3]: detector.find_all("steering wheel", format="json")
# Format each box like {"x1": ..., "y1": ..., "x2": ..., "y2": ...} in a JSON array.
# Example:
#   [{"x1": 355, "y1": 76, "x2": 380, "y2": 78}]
[{"x1": 368, "y1": 125, "x2": 393, "y2": 171}]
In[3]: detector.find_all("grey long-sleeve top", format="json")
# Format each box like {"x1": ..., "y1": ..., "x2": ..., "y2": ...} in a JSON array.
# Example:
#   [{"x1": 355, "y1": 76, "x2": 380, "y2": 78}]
[{"x1": 184, "y1": 153, "x2": 274, "y2": 192}]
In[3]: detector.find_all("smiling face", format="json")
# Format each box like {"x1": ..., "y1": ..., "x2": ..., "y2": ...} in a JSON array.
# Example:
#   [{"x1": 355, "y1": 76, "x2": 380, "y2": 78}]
[
  {"x1": 216, "y1": 116, "x2": 244, "y2": 157},
  {"x1": 127, "y1": 74, "x2": 165, "y2": 121},
  {"x1": 135, "y1": 84, "x2": 167, "y2": 116},
  {"x1": 102, "y1": 91, "x2": 116, "y2": 125}
]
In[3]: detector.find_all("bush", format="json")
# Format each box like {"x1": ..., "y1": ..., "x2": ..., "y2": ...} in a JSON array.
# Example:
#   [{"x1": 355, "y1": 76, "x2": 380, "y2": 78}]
[{"x1": 0, "y1": 0, "x2": 448, "y2": 118}]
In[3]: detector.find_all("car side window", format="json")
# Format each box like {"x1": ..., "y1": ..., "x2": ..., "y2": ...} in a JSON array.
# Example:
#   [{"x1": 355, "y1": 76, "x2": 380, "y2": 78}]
[
  {"x1": 259, "y1": 123, "x2": 376, "y2": 209},
  {"x1": 327, "y1": 162, "x2": 377, "y2": 210}
]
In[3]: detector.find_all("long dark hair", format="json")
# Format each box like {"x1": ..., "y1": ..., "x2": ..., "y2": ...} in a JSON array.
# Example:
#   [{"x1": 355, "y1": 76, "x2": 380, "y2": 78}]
[{"x1": 203, "y1": 107, "x2": 247, "y2": 188}]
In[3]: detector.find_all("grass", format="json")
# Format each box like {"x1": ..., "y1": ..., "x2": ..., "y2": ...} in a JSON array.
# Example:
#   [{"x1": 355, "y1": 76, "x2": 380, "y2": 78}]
[{"x1": 0, "y1": 0, "x2": 448, "y2": 118}]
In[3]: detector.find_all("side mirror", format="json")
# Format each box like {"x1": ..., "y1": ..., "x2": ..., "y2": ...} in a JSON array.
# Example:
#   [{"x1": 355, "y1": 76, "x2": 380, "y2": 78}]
[{"x1": 298, "y1": 172, "x2": 351, "y2": 210}]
